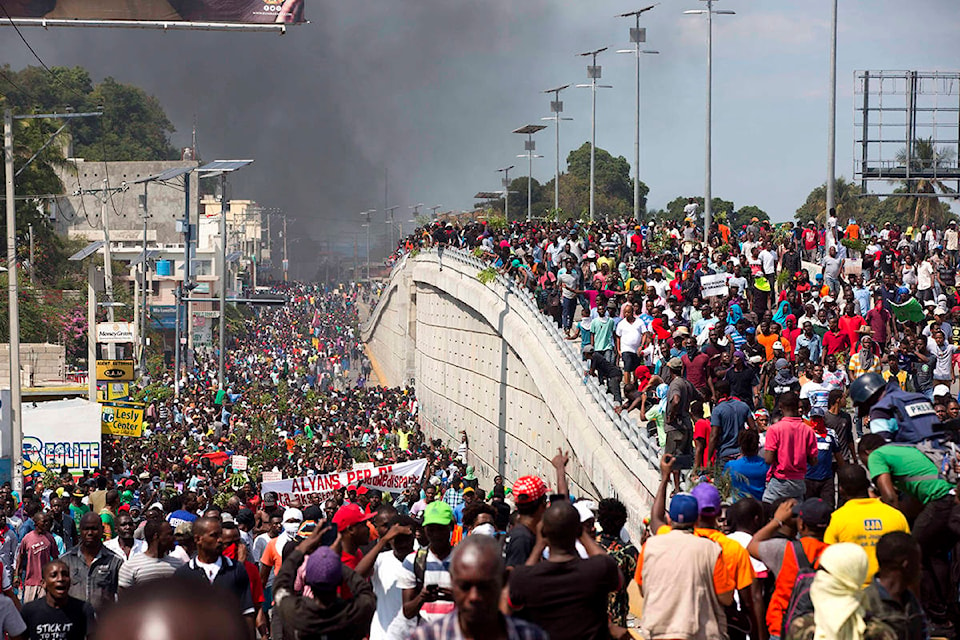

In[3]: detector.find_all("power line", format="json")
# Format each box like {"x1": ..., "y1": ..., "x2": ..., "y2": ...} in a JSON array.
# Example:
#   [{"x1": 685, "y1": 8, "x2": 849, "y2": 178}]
[{"x1": 0, "y1": 66, "x2": 39, "y2": 103}]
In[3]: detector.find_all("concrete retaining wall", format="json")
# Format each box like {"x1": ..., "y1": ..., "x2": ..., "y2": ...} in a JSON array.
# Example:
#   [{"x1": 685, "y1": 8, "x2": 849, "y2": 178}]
[
  {"x1": 0, "y1": 344, "x2": 66, "y2": 386},
  {"x1": 362, "y1": 249, "x2": 661, "y2": 534}
]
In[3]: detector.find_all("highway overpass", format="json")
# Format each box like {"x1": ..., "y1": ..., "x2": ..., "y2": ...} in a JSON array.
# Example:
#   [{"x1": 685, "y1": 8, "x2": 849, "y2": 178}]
[{"x1": 361, "y1": 247, "x2": 662, "y2": 533}]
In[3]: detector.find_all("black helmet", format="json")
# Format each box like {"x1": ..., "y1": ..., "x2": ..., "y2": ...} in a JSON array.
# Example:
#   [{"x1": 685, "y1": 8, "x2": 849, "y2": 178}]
[{"x1": 849, "y1": 373, "x2": 885, "y2": 410}]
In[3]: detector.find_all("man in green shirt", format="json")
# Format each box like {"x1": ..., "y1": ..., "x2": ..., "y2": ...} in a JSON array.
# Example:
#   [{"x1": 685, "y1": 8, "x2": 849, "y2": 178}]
[
  {"x1": 590, "y1": 305, "x2": 617, "y2": 365},
  {"x1": 859, "y1": 434, "x2": 959, "y2": 634}
]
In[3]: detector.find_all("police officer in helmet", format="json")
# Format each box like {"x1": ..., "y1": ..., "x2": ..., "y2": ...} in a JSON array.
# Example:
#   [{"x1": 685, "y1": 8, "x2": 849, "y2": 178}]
[{"x1": 849, "y1": 372, "x2": 939, "y2": 444}]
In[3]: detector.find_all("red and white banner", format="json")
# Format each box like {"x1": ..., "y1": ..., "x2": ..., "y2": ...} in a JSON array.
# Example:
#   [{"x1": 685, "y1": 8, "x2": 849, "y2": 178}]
[{"x1": 261, "y1": 459, "x2": 427, "y2": 506}]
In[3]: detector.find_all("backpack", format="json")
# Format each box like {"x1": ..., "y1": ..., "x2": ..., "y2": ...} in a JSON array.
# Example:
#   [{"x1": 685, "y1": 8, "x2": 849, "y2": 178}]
[{"x1": 781, "y1": 541, "x2": 817, "y2": 638}]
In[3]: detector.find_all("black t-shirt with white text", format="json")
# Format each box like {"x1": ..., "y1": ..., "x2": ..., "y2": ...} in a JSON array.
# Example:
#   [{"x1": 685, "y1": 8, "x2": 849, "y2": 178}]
[{"x1": 21, "y1": 597, "x2": 95, "y2": 640}]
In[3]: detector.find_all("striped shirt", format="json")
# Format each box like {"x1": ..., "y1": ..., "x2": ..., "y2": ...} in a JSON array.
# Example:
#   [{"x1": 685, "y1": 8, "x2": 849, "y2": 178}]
[
  {"x1": 118, "y1": 553, "x2": 184, "y2": 588},
  {"x1": 409, "y1": 612, "x2": 548, "y2": 640}
]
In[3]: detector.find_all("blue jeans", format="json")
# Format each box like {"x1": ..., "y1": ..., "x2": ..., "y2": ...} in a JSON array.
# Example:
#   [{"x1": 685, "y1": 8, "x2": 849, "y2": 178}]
[{"x1": 561, "y1": 298, "x2": 577, "y2": 331}]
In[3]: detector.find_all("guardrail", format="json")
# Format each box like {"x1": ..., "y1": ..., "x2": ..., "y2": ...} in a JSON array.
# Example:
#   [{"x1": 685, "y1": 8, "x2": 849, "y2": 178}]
[{"x1": 363, "y1": 247, "x2": 660, "y2": 468}]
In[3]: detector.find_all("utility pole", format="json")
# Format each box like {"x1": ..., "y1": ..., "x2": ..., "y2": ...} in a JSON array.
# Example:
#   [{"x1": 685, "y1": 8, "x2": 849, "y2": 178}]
[
  {"x1": 282, "y1": 214, "x2": 288, "y2": 282},
  {"x1": 3, "y1": 109, "x2": 22, "y2": 493},
  {"x1": 138, "y1": 184, "x2": 150, "y2": 376},
  {"x1": 576, "y1": 48, "x2": 612, "y2": 222},
  {"x1": 497, "y1": 166, "x2": 514, "y2": 223},
  {"x1": 27, "y1": 225, "x2": 34, "y2": 287},
  {"x1": 76, "y1": 180, "x2": 127, "y2": 358},
  {"x1": 5, "y1": 108, "x2": 101, "y2": 494},
  {"x1": 542, "y1": 85, "x2": 572, "y2": 218},
  {"x1": 618, "y1": 5, "x2": 660, "y2": 223},
  {"x1": 218, "y1": 173, "x2": 227, "y2": 390}
]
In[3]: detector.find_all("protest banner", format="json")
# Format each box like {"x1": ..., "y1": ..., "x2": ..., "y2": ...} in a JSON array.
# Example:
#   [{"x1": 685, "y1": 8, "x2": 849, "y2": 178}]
[
  {"x1": 232, "y1": 455, "x2": 248, "y2": 471},
  {"x1": 261, "y1": 458, "x2": 427, "y2": 505},
  {"x1": 262, "y1": 471, "x2": 283, "y2": 483},
  {"x1": 700, "y1": 272, "x2": 730, "y2": 298}
]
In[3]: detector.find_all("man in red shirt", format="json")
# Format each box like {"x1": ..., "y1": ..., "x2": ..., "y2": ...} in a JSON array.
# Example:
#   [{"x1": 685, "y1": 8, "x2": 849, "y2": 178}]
[
  {"x1": 820, "y1": 317, "x2": 850, "y2": 364},
  {"x1": 762, "y1": 392, "x2": 818, "y2": 504},
  {"x1": 15, "y1": 511, "x2": 58, "y2": 603},
  {"x1": 330, "y1": 503, "x2": 373, "y2": 569}
]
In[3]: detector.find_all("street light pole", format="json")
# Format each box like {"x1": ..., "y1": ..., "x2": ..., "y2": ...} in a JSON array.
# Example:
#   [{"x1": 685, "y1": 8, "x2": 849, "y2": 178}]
[
  {"x1": 618, "y1": 5, "x2": 660, "y2": 223},
  {"x1": 542, "y1": 85, "x2": 572, "y2": 218},
  {"x1": 218, "y1": 173, "x2": 227, "y2": 390},
  {"x1": 496, "y1": 166, "x2": 514, "y2": 223},
  {"x1": 577, "y1": 48, "x2": 612, "y2": 222},
  {"x1": 513, "y1": 125, "x2": 546, "y2": 222},
  {"x1": 685, "y1": 0, "x2": 735, "y2": 243},
  {"x1": 827, "y1": 0, "x2": 838, "y2": 217}
]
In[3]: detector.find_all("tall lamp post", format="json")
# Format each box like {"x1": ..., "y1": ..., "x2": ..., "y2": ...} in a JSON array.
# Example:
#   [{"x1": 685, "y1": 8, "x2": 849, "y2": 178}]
[
  {"x1": 359, "y1": 209, "x2": 375, "y2": 281},
  {"x1": 542, "y1": 85, "x2": 572, "y2": 217},
  {"x1": 196, "y1": 160, "x2": 254, "y2": 392},
  {"x1": 618, "y1": 5, "x2": 660, "y2": 223},
  {"x1": 496, "y1": 166, "x2": 515, "y2": 223},
  {"x1": 513, "y1": 125, "x2": 546, "y2": 222},
  {"x1": 826, "y1": 0, "x2": 838, "y2": 217},
  {"x1": 684, "y1": 0, "x2": 735, "y2": 243},
  {"x1": 576, "y1": 47, "x2": 612, "y2": 222}
]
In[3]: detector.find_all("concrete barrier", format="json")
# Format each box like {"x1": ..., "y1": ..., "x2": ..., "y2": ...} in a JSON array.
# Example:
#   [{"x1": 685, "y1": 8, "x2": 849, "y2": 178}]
[{"x1": 362, "y1": 248, "x2": 661, "y2": 535}]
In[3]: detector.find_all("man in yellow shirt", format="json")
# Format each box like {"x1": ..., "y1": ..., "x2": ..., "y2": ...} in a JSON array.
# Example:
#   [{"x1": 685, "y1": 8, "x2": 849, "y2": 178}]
[{"x1": 824, "y1": 465, "x2": 909, "y2": 585}]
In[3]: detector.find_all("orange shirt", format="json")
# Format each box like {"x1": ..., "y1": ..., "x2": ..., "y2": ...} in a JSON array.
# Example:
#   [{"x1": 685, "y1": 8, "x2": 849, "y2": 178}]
[
  {"x1": 767, "y1": 537, "x2": 827, "y2": 636},
  {"x1": 757, "y1": 333, "x2": 791, "y2": 361},
  {"x1": 260, "y1": 535, "x2": 289, "y2": 576},
  {"x1": 846, "y1": 224, "x2": 860, "y2": 240},
  {"x1": 650, "y1": 525, "x2": 754, "y2": 590},
  {"x1": 636, "y1": 528, "x2": 735, "y2": 597}
]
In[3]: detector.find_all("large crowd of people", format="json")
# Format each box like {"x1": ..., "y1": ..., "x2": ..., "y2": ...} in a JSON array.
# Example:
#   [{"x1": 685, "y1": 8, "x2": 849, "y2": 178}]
[{"x1": 2, "y1": 209, "x2": 959, "y2": 639}]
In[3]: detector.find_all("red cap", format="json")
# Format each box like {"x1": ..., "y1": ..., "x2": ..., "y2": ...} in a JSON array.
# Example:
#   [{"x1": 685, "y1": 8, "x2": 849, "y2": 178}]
[
  {"x1": 356, "y1": 486, "x2": 369, "y2": 495},
  {"x1": 346, "y1": 485, "x2": 357, "y2": 493},
  {"x1": 512, "y1": 476, "x2": 548, "y2": 505},
  {"x1": 333, "y1": 503, "x2": 374, "y2": 530}
]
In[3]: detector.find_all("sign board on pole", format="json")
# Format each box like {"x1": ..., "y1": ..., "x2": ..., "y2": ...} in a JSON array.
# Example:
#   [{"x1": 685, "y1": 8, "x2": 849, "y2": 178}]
[
  {"x1": 23, "y1": 399, "x2": 101, "y2": 476},
  {"x1": 262, "y1": 471, "x2": 283, "y2": 483},
  {"x1": 96, "y1": 360, "x2": 135, "y2": 382},
  {"x1": 96, "y1": 323, "x2": 135, "y2": 344},
  {"x1": 700, "y1": 273, "x2": 731, "y2": 298},
  {"x1": 96, "y1": 382, "x2": 130, "y2": 403},
  {"x1": 101, "y1": 402, "x2": 145, "y2": 438},
  {"x1": 232, "y1": 455, "x2": 248, "y2": 471}
]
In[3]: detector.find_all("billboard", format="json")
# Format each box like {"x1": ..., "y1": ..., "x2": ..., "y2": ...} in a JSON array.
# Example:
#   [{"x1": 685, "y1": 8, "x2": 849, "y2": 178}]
[
  {"x1": 102, "y1": 402, "x2": 145, "y2": 438},
  {"x1": 2, "y1": 0, "x2": 305, "y2": 24},
  {"x1": 23, "y1": 398, "x2": 101, "y2": 477}
]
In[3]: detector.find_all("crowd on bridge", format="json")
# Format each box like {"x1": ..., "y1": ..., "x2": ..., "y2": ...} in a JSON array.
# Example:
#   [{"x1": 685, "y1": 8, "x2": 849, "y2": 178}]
[
  {"x1": 366, "y1": 207, "x2": 960, "y2": 639},
  {"x1": 0, "y1": 207, "x2": 958, "y2": 640}
]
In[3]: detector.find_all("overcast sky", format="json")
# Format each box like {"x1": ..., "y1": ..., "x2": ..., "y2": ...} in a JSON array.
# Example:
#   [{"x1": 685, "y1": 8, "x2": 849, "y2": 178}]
[{"x1": 4, "y1": 0, "x2": 959, "y2": 256}]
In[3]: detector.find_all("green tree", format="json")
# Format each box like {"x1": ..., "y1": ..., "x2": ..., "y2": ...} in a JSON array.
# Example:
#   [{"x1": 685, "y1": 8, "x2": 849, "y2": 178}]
[
  {"x1": 2, "y1": 65, "x2": 179, "y2": 161},
  {"x1": 564, "y1": 143, "x2": 648, "y2": 219},
  {"x1": 663, "y1": 196, "x2": 735, "y2": 225},
  {"x1": 795, "y1": 177, "x2": 887, "y2": 227},
  {"x1": 729, "y1": 205, "x2": 769, "y2": 231},
  {"x1": 890, "y1": 138, "x2": 957, "y2": 228}
]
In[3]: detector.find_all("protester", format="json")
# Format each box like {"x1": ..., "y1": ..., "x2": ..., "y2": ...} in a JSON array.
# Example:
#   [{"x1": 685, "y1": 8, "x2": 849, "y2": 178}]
[{"x1": 20, "y1": 560, "x2": 95, "y2": 640}]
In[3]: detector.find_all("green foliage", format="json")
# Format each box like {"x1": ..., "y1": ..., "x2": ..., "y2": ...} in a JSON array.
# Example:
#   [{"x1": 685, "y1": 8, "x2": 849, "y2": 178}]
[
  {"x1": 477, "y1": 267, "x2": 498, "y2": 285},
  {"x1": 890, "y1": 138, "x2": 958, "y2": 228},
  {"x1": 730, "y1": 205, "x2": 770, "y2": 230},
  {"x1": 1, "y1": 65, "x2": 178, "y2": 162},
  {"x1": 560, "y1": 143, "x2": 648, "y2": 219},
  {"x1": 841, "y1": 237, "x2": 867, "y2": 254},
  {"x1": 689, "y1": 465, "x2": 733, "y2": 502},
  {"x1": 663, "y1": 196, "x2": 735, "y2": 225},
  {"x1": 794, "y1": 177, "x2": 885, "y2": 226},
  {"x1": 484, "y1": 214, "x2": 507, "y2": 232}
]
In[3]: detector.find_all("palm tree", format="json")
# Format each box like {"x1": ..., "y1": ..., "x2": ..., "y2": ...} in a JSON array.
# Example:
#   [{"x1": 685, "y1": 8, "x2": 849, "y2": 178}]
[{"x1": 892, "y1": 137, "x2": 957, "y2": 228}]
